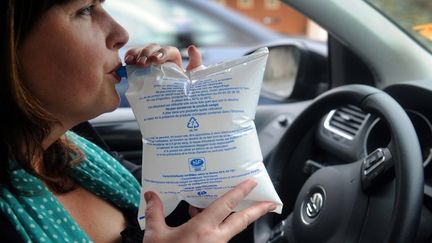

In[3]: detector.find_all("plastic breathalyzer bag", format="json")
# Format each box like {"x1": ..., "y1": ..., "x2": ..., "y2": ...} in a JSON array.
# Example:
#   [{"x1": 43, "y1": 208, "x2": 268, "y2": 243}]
[{"x1": 125, "y1": 47, "x2": 283, "y2": 229}]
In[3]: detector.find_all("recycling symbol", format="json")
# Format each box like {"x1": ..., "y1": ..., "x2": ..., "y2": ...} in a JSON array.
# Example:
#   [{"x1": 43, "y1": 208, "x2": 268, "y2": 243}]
[{"x1": 187, "y1": 117, "x2": 199, "y2": 129}]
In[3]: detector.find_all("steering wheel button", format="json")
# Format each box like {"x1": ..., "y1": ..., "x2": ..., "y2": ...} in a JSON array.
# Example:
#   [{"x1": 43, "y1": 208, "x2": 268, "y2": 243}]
[
  {"x1": 364, "y1": 148, "x2": 385, "y2": 171},
  {"x1": 367, "y1": 164, "x2": 385, "y2": 180}
]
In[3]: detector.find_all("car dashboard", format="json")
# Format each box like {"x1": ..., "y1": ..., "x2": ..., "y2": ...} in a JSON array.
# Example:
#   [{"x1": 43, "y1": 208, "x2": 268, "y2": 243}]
[
  {"x1": 316, "y1": 81, "x2": 432, "y2": 190},
  {"x1": 311, "y1": 81, "x2": 432, "y2": 241}
]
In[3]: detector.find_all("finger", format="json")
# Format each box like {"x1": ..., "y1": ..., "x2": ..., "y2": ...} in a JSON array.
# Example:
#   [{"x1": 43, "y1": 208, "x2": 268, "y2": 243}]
[
  {"x1": 186, "y1": 45, "x2": 203, "y2": 71},
  {"x1": 123, "y1": 47, "x2": 141, "y2": 65},
  {"x1": 124, "y1": 44, "x2": 160, "y2": 64},
  {"x1": 123, "y1": 43, "x2": 161, "y2": 67},
  {"x1": 136, "y1": 43, "x2": 162, "y2": 66},
  {"x1": 188, "y1": 205, "x2": 204, "y2": 218},
  {"x1": 147, "y1": 46, "x2": 182, "y2": 68},
  {"x1": 220, "y1": 202, "x2": 276, "y2": 237},
  {"x1": 124, "y1": 44, "x2": 159, "y2": 65},
  {"x1": 198, "y1": 179, "x2": 257, "y2": 225},
  {"x1": 144, "y1": 191, "x2": 168, "y2": 232}
]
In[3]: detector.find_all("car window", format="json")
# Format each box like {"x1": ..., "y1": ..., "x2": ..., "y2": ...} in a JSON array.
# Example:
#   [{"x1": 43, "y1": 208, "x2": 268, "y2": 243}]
[
  {"x1": 106, "y1": 0, "x2": 291, "y2": 108},
  {"x1": 365, "y1": 0, "x2": 432, "y2": 54},
  {"x1": 215, "y1": 0, "x2": 328, "y2": 42},
  {"x1": 104, "y1": 0, "x2": 255, "y2": 48},
  {"x1": 106, "y1": 0, "x2": 328, "y2": 107}
]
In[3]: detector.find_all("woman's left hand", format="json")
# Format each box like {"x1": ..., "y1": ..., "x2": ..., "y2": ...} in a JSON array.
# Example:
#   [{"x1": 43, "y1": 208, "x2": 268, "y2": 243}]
[{"x1": 124, "y1": 44, "x2": 202, "y2": 71}]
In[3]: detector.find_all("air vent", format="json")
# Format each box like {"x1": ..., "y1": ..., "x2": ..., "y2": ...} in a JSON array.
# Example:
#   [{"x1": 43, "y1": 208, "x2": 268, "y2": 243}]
[{"x1": 323, "y1": 105, "x2": 369, "y2": 140}]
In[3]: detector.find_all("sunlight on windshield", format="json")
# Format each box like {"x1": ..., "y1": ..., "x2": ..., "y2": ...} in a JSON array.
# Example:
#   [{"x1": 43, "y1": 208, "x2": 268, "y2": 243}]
[{"x1": 366, "y1": 0, "x2": 432, "y2": 53}]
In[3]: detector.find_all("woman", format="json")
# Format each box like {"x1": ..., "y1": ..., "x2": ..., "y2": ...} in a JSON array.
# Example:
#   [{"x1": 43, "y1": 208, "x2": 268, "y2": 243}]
[{"x1": 0, "y1": 0, "x2": 276, "y2": 242}]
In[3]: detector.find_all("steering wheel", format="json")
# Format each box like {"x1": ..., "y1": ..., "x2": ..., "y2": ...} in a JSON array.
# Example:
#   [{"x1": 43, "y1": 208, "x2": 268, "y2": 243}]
[{"x1": 254, "y1": 85, "x2": 423, "y2": 243}]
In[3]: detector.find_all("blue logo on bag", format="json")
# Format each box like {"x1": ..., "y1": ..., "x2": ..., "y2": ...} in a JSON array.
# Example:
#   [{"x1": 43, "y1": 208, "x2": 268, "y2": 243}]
[
  {"x1": 189, "y1": 158, "x2": 206, "y2": 171},
  {"x1": 197, "y1": 191, "x2": 207, "y2": 196},
  {"x1": 191, "y1": 158, "x2": 204, "y2": 166}
]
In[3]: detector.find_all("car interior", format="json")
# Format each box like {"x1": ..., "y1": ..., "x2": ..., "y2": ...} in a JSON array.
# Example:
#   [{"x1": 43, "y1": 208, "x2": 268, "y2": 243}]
[{"x1": 90, "y1": 0, "x2": 432, "y2": 242}]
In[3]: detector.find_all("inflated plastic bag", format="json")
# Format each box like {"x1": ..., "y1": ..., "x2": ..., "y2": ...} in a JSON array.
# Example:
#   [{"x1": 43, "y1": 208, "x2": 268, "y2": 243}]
[{"x1": 125, "y1": 47, "x2": 282, "y2": 229}]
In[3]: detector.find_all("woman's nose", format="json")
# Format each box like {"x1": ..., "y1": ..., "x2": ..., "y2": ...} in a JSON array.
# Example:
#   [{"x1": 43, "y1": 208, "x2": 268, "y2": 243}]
[{"x1": 106, "y1": 16, "x2": 129, "y2": 50}]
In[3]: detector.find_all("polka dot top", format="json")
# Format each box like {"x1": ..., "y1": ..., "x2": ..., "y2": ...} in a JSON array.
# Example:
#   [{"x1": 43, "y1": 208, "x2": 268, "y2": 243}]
[{"x1": 0, "y1": 131, "x2": 141, "y2": 242}]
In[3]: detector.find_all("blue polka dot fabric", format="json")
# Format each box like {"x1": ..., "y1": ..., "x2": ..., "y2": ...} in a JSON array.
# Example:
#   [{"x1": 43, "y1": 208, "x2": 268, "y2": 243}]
[{"x1": 0, "y1": 131, "x2": 141, "y2": 242}]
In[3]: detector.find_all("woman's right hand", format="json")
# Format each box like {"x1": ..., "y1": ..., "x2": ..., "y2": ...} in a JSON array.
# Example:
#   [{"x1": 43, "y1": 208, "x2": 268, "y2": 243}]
[
  {"x1": 142, "y1": 180, "x2": 276, "y2": 243},
  {"x1": 124, "y1": 43, "x2": 202, "y2": 71}
]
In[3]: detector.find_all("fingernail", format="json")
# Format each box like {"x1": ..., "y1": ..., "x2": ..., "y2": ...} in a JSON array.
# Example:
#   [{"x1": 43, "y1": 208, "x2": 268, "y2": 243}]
[
  {"x1": 153, "y1": 52, "x2": 163, "y2": 59},
  {"x1": 125, "y1": 55, "x2": 134, "y2": 63},
  {"x1": 144, "y1": 192, "x2": 152, "y2": 203},
  {"x1": 136, "y1": 56, "x2": 147, "y2": 64}
]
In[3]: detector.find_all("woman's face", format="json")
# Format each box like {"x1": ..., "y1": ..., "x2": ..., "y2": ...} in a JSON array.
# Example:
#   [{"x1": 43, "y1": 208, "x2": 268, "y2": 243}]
[{"x1": 19, "y1": 0, "x2": 128, "y2": 128}]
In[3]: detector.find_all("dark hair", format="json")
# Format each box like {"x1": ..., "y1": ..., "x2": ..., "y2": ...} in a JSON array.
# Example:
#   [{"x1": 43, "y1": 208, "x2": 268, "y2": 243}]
[{"x1": 1, "y1": 0, "x2": 83, "y2": 193}]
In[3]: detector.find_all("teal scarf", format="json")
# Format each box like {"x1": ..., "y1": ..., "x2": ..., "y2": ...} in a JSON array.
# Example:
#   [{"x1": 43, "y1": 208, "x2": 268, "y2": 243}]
[{"x1": 0, "y1": 131, "x2": 141, "y2": 242}]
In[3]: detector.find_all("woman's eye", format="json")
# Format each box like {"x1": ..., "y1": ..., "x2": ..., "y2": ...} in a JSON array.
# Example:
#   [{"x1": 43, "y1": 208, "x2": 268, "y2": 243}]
[{"x1": 77, "y1": 5, "x2": 95, "y2": 16}]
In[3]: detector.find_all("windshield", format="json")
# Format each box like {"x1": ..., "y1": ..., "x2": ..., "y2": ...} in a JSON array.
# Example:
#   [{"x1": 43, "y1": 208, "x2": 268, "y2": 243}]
[{"x1": 366, "y1": 0, "x2": 432, "y2": 54}]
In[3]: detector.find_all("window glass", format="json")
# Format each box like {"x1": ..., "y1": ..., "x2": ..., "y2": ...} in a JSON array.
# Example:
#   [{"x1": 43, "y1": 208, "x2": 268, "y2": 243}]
[
  {"x1": 215, "y1": 0, "x2": 327, "y2": 42},
  {"x1": 104, "y1": 0, "x2": 250, "y2": 48},
  {"x1": 366, "y1": 0, "x2": 432, "y2": 53}
]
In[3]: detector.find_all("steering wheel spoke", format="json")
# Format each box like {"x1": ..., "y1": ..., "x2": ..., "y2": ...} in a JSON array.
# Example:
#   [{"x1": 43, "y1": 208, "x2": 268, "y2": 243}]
[
  {"x1": 302, "y1": 159, "x2": 326, "y2": 176},
  {"x1": 266, "y1": 214, "x2": 295, "y2": 243}
]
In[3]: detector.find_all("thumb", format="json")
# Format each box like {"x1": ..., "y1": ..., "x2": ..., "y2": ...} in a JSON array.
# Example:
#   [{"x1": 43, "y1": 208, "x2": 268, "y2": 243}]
[
  {"x1": 144, "y1": 191, "x2": 167, "y2": 231},
  {"x1": 186, "y1": 45, "x2": 203, "y2": 71}
]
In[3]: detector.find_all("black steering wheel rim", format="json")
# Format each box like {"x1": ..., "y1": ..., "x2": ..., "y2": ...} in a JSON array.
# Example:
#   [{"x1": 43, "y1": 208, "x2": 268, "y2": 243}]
[{"x1": 255, "y1": 84, "x2": 423, "y2": 243}]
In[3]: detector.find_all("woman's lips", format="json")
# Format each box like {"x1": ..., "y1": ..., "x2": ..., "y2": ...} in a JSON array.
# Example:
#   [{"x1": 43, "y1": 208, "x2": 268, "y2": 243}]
[
  {"x1": 111, "y1": 71, "x2": 121, "y2": 83},
  {"x1": 110, "y1": 64, "x2": 124, "y2": 83}
]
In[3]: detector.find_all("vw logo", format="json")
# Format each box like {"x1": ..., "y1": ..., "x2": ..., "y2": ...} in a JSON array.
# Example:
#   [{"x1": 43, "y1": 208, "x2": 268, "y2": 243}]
[
  {"x1": 305, "y1": 192, "x2": 323, "y2": 218},
  {"x1": 300, "y1": 186, "x2": 326, "y2": 225}
]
